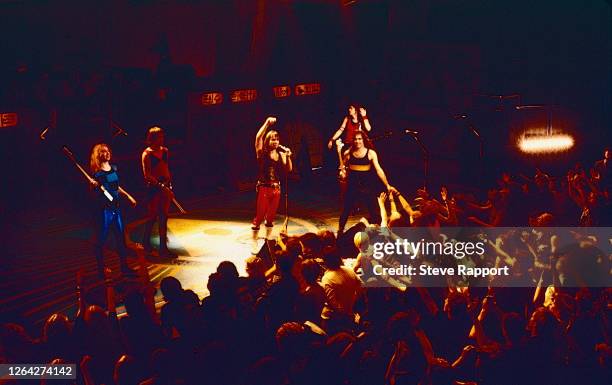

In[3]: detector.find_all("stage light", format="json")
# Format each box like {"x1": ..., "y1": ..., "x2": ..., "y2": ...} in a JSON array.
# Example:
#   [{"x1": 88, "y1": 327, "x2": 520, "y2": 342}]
[
  {"x1": 0, "y1": 112, "x2": 18, "y2": 128},
  {"x1": 273, "y1": 85, "x2": 291, "y2": 98},
  {"x1": 201, "y1": 92, "x2": 223, "y2": 106},
  {"x1": 295, "y1": 83, "x2": 321, "y2": 96},
  {"x1": 517, "y1": 129, "x2": 574, "y2": 154},
  {"x1": 231, "y1": 89, "x2": 257, "y2": 103}
]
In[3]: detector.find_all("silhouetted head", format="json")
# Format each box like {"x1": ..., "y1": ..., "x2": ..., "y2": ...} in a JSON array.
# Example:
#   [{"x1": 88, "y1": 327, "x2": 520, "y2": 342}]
[
  {"x1": 322, "y1": 246, "x2": 342, "y2": 270},
  {"x1": 300, "y1": 259, "x2": 322, "y2": 285},
  {"x1": 160, "y1": 276, "x2": 183, "y2": 302},
  {"x1": 42, "y1": 313, "x2": 72, "y2": 345}
]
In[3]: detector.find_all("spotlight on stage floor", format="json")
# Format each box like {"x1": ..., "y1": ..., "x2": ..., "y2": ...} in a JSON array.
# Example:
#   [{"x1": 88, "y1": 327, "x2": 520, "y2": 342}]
[{"x1": 156, "y1": 216, "x2": 319, "y2": 298}]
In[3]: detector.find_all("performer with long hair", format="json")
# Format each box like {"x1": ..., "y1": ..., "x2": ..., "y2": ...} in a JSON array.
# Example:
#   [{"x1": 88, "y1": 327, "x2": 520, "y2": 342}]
[
  {"x1": 252, "y1": 116, "x2": 292, "y2": 242},
  {"x1": 327, "y1": 104, "x2": 371, "y2": 150},
  {"x1": 89, "y1": 143, "x2": 137, "y2": 277},
  {"x1": 338, "y1": 131, "x2": 396, "y2": 234},
  {"x1": 141, "y1": 126, "x2": 176, "y2": 258}
]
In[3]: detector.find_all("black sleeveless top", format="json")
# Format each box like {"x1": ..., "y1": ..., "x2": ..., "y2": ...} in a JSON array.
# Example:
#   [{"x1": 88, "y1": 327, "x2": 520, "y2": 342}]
[
  {"x1": 347, "y1": 149, "x2": 374, "y2": 187},
  {"x1": 145, "y1": 147, "x2": 170, "y2": 184},
  {"x1": 257, "y1": 152, "x2": 284, "y2": 185},
  {"x1": 348, "y1": 149, "x2": 372, "y2": 169}
]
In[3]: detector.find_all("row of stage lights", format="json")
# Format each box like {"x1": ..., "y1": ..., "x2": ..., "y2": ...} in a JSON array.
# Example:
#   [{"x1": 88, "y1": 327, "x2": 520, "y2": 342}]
[
  {"x1": 200, "y1": 83, "x2": 321, "y2": 106},
  {"x1": 2, "y1": 91, "x2": 577, "y2": 155}
]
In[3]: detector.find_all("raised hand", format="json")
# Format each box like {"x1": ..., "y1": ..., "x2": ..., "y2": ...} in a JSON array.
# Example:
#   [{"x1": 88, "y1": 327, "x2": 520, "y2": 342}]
[
  {"x1": 359, "y1": 107, "x2": 367, "y2": 117},
  {"x1": 378, "y1": 191, "x2": 388, "y2": 203},
  {"x1": 441, "y1": 186, "x2": 448, "y2": 201}
]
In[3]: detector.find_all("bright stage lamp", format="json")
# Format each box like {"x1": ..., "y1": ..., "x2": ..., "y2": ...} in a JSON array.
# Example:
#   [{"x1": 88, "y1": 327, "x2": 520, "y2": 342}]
[{"x1": 517, "y1": 130, "x2": 574, "y2": 154}]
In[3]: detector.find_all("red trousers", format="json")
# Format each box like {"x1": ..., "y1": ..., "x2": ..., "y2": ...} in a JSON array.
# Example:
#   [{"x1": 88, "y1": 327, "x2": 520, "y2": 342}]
[{"x1": 253, "y1": 185, "x2": 281, "y2": 228}]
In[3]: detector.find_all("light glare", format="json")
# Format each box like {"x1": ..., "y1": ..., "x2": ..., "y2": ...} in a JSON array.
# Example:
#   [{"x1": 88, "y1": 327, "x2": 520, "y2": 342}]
[{"x1": 518, "y1": 133, "x2": 574, "y2": 154}]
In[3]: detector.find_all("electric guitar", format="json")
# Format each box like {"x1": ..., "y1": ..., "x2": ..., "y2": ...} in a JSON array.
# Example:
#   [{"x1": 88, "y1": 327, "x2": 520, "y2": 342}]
[
  {"x1": 148, "y1": 180, "x2": 187, "y2": 214},
  {"x1": 336, "y1": 138, "x2": 347, "y2": 182}
]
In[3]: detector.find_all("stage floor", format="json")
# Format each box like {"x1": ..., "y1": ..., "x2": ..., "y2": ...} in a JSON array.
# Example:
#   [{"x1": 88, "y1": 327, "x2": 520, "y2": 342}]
[{"x1": 1, "y1": 175, "x2": 361, "y2": 329}]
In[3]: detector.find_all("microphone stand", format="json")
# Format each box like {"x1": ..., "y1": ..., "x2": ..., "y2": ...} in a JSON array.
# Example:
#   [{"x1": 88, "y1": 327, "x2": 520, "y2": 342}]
[
  {"x1": 456, "y1": 114, "x2": 485, "y2": 183},
  {"x1": 406, "y1": 132, "x2": 429, "y2": 190},
  {"x1": 470, "y1": 122, "x2": 485, "y2": 185},
  {"x1": 283, "y1": 159, "x2": 291, "y2": 234}
]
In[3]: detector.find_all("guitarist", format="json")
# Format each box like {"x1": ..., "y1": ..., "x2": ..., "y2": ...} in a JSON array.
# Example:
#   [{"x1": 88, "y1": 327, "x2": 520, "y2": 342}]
[
  {"x1": 141, "y1": 126, "x2": 176, "y2": 258},
  {"x1": 89, "y1": 143, "x2": 137, "y2": 277},
  {"x1": 327, "y1": 104, "x2": 372, "y2": 151}
]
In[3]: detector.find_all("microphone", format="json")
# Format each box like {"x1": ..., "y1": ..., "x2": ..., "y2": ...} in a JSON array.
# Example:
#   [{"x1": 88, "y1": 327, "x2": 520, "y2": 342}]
[
  {"x1": 112, "y1": 123, "x2": 128, "y2": 138},
  {"x1": 113, "y1": 127, "x2": 128, "y2": 137},
  {"x1": 405, "y1": 129, "x2": 419, "y2": 135},
  {"x1": 40, "y1": 126, "x2": 49, "y2": 140},
  {"x1": 278, "y1": 145, "x2": 291, "y2": 153}
]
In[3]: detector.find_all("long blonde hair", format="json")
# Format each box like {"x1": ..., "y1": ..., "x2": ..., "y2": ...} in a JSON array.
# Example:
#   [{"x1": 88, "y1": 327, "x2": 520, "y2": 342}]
[{"x1": 90, "y1": 143, "x2": 110, "y2": 174}]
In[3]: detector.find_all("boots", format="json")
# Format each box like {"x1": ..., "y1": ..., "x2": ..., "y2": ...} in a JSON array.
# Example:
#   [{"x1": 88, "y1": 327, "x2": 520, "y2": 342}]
[
  {"x1": 265, "y1": 225, "x2": 273, "y2": 240},
  {"x1": 251, "y1": 226, "x2": 261, "y2": 254}
]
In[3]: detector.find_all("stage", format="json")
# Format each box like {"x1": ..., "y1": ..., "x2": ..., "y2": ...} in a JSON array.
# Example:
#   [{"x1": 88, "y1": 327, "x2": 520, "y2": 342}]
[{"x1": 0, "y1": 175, "x2": 359, "y2": 329}]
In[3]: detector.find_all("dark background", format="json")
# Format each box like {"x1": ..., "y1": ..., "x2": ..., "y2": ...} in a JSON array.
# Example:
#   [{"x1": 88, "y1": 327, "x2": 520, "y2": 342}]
[{"x1": 0, "y1": 0, "x2": 610, "y2": 220}]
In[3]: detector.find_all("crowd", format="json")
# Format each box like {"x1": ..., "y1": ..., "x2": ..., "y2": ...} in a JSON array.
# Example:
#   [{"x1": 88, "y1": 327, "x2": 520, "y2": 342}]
[
  {"x1": 1, "y1": 144, "x2": 611, "y2": 385},
  {"x1": 1, "y1": 151, "x2": 611, "y2": 385}
]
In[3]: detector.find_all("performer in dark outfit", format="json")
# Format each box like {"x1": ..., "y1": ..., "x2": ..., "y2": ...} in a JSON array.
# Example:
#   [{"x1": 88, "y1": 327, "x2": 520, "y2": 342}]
[
  {"x1": 338, "y1": 131, "x2": 396, "y2": 234},
  {"x1": 252, "y1": 117, "x2": 292, "y2": 242},
  {"x1": 89, "y1": 143, "x2": 137, "y2": 277},
  {"x1": 141, "y1": 126, "x2": 176, "y2": 258}
]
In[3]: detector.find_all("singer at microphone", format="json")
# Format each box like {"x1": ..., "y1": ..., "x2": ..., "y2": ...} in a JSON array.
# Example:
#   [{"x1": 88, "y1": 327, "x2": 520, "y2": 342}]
[{"x1": 252, "y1": 116, "x2": 293, "y2": 243}]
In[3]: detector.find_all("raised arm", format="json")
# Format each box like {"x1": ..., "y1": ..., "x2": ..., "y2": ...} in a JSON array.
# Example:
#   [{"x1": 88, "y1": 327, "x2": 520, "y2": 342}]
[
  {"x1": 255, "y1": 116, "x2": 277, "y2": 155},
  {"x1": 377, "y1": 192, "x2": 389, "y2": 227},
  {"x1": 395, "y1": 192, "x2": 422, "y2": 224},
  {"x1": 359, "y1": 107, "x2": 371, "y2": 132},
  {"x1": 370, "y1": 150, "x2": 396, "y2": 193},
  {"x1": 328, "y1": 117, "x2": 348, "y2": 149},
  {"x1": 396, "y1": 193, "x2": 416, "y2": 216}
]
